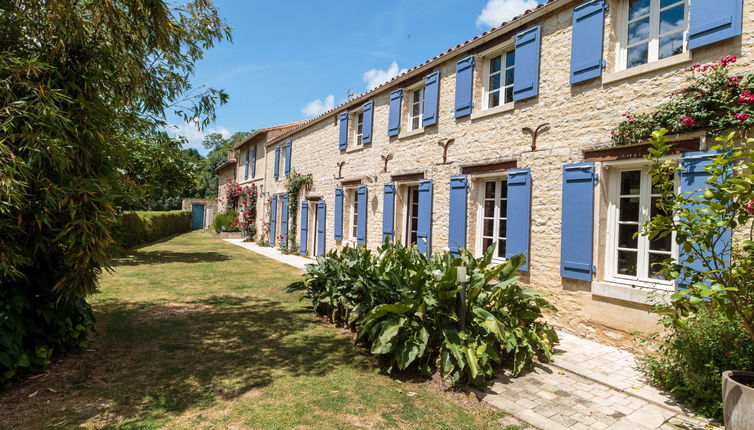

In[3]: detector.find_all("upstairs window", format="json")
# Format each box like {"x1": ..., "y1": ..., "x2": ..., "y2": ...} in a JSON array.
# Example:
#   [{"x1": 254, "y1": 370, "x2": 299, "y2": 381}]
[
  {"x1": 409, "y1": 87, "x2": 424, "y2": 131},
  {"x1": 355, "y1": 112, "x2": 364, "y2": 145},
  {"x1": 485, "y1": 51, "x2": 515, "y2": 109},
  {"x1": 621, "y1": 0, "x2": 688, "y2": 69}
]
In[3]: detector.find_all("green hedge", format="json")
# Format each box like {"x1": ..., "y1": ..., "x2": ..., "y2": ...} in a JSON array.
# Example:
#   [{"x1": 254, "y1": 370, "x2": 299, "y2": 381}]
[
  {"x1": 212, "y1": 210, "x2": 240, "y2": 233},
  {"x1": 114, "y1": 210, "x2": 191, "y2": 248}
]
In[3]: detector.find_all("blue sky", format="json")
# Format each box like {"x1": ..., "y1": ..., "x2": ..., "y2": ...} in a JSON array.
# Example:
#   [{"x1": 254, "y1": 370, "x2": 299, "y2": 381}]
[{"x1": 173, "y1": 0, "x2": 544, "y2": 153}]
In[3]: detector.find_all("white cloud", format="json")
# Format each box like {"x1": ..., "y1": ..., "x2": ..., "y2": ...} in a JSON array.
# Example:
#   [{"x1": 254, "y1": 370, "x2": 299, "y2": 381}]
[
  {"x1": 363, "y1": 62, "x2": 408, "y2": 91},
  {"x1": 167, "y1": 120, "x2": 231, "y2": 150},
  {"x1": 301, "y1": 95, "x2": 335, "y2": 117},
  {"x1": 476, "y1": 0, "x2": 538, "y2": 28}
]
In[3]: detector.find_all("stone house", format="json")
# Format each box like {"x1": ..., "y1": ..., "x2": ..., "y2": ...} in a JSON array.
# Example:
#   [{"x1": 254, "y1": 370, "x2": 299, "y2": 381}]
[{"x1": 240, "y1": 0, "x2": 751, "y2": 334}]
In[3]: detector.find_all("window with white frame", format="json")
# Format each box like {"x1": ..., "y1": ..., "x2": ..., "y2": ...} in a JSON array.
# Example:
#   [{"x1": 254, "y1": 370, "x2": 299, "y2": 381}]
[
  {"x1": 484, "y1": 50, "x2": 515, "y2": 109},
  {"x1": 350, "y1": 190, "x2": 359, "y2": 240},
  {"x1": 477, "y1": 179, "x2": 508, "y2": 260},
  {"x1": 409, "y1": 87, "x2": 424, "y2": 131},
  {"x1": 621, "y1": 0, "x2": 688, "y2": 69},
  {"x1": 607, "y1": 166, "x2": 675, "y2": 285},
  {"x1": 355, "y1": 112, "x2": 364, "y2": 145},
  {"x1": 404, "y1": 186, "x2": 419, "y2": 245}
]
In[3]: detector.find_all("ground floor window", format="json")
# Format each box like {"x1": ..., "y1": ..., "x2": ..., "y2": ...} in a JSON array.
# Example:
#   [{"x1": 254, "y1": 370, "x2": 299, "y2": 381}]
[
  {"x1": 607, "y1": 165, "x2": 675, "y2": 284},
  {"x1": 404, "y1": 186, "x2": 419, "y2": 245},
  {"x1": 350, "y1": 189, "x2": 359, "y2": 241},
  {"x1": 477, "y1": 178, "x2": 507, "y2": 260}
]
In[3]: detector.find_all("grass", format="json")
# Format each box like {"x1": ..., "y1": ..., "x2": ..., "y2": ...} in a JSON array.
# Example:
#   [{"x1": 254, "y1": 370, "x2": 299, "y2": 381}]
[{"x1": 0, "y1": 231, "x2": 511, "y2": 429}]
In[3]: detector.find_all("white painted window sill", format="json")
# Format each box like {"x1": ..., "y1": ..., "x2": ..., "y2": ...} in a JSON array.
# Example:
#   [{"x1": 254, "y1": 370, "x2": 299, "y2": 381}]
[
  {"x1": 398, "y1": 127, "x2": 425, "y2": 139},
  {"x1": 593, "y1": 280, "x2": 673, "y2": 305},
  {"x1": 470, "y1": 102, "x2": 514, "y2": 120},
  {"x1": 603, "y1": 51, "x2": 692, "y2": 85},
  {"x1": 345, "y1": 144, "x2": 368, "y2": 154}
]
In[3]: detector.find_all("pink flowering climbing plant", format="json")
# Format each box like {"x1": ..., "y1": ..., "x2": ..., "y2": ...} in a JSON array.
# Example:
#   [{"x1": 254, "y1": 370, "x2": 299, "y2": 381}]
[
  {"x1": 238, "y1": 183, "x2": 258, "y2": 240},
  {"x1": 612, "y1": 56, "x2": 754, "y2": 146}
]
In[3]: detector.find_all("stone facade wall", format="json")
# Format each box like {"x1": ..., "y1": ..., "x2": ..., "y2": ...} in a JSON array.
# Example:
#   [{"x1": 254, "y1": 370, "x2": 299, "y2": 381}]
[{"x1": 254, "y1": 0, "x2": 754, "y2": 340}]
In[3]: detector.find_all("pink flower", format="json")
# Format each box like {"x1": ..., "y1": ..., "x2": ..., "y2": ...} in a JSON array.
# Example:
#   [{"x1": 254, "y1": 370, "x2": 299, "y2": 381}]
[
  {"x1": 745, "y1": 200, "x2": 754, "y2": 215},
  {"x1": 738, "y1": 91, "x2": 754, "y2": 103},
  {"x1": 720, "y1": 55, "x2": 737, "y2": 66},
  {"x1": 681, "y1": 116, "x2": 695, "y2": 127},
  {"x1": 735, "y1": 113, "x2": 749, "y2": 121}
]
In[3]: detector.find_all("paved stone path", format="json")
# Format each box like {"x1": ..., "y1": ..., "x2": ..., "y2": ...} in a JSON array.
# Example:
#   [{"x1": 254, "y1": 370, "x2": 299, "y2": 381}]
[
  {"x1": 476, "y1": 332, "x2": 721, "y2": 430},
  {"x1": 224, "y1": 238, "x2": 720, "y2": 429}
]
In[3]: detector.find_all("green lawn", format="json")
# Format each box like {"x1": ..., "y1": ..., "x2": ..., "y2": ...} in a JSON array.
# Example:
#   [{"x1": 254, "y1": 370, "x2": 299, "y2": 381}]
[{"x1": 0, "y1": 231, "x2": 512, "y2": 429}]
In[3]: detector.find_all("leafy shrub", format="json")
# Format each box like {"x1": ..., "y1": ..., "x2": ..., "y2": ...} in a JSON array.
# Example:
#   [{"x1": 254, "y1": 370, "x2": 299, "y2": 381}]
[
  {"x1": 638, "y1": 308, "x2": 754, "y2": 418},
  {"x1": 212, "y1": 210, "x2": 240, "y2": 233},
  {"x1": 113, "y1": 210, "x2": 191, "y2": 248},
  {"x1": 287, "y1": 242, "x2": 558, "y2": 387}
]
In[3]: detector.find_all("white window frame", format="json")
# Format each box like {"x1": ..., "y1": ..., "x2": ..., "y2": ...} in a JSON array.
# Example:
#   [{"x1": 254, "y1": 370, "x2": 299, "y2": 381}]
[
  {"x1": 402, "y1": 184, "x2": 420, "y2": 246},
  {"x1": 604, "y1": 160, "x2": 678, "y2": 290},
  {"x1": 349, "y1": 188, "x2": 359, "y2": 241},
  {"x1": 354, "y1": 111, "x2": 364, "y2": 145},
  {"x1": 407, "y1": 83, "x2": 424, "y2": 131},
  {"x1": 474, "y1": 174, "x2": 509, "y2": 263},
  {"x1": 616, "y1": 0, "x2": 689, "y2": 71},
  {"x1": 482, "y1": 49, "x2": 515, "y2": 110}
]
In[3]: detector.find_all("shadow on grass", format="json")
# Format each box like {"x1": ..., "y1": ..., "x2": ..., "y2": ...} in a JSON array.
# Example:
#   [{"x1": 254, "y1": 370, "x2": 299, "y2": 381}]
[
  {"x1": 0, "y1": 294, "x2": 372, "y2": 428},
  {"x1": 114, "y1": 250, "x2": 230, "y2": 266}
]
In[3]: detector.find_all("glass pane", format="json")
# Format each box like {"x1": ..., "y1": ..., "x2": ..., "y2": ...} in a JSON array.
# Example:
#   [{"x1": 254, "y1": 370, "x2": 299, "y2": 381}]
[
  {"x1": 413, "y1": 90, "x2": 422, "y2": 103},
  {"x1": 499, "y1": 201, "x2": 507, "y2": 219},
  {"x1": 627, "y1": 44, "x2": 649, "y2": 68},
  {"x1": 617, "y1": 250, "x2": 638, "y2": 276},
  {"x1": 504, "y1": 87, "x2": 513, "y2": 104},
  {"x1": 648, "y1": 253, "x2": 669, "y2": 280},
  {"x1": 620, "y1": 171, "x2": 641, "y2": 195},
  {"x1": 498, "y1": 219, "x2": 507, "y2": 238},
  {"x1": 660, "y1": 4, "x2": 685, "y2": 34},
  {"x1": 483, "y1": 219, "x2": 494, "y2": 236},
  {"x1": 489, "y1": 73, "x2": 501, "y2": 91},
  {"x1": 629, "y1": 0, "x2": 650, "y2": 20},
  {"x1": 490, "y1": 55, "x2": 502, "y2": 73},
  {"x1": 485, "y1": 182, "x2": 496, "y2": 198},
  {"x1": 650, "y1": 197, "x2": 670, "y2": 219},
  {"x1": 619, "y1": 197, "x2": 640, "y2": 222},
  {"x1": 411, "y1": 117, "x2": 420, "y2": 130},
  {"x1": 488, "y1": 91, "x2": 500, "y2": 109},
  {"x1": 649, "y1": 234, "x2": 672, "y2": 252},
  {"x1": 505, "y1": 68, "x2": 514, "y2": 86},
  {"x1": 411, "y1": 216, "x2": 418, "y2": 231},
  {"x1": 505, "y1": 51, "x2": 515, "y2": 67},
  {"x1": 659, "y1": 32, "x2": 684, "y2": 59},
  {"x1": 500, "y1": 180, "x2": 508, "y2": 198},
  {"x1": 483, "y1": 237, "x2": 493, "y2": 252},
  {"x1": 484, "y1": 200, "x2": 495, "y2": 217},
  {"x1": 497, "y1": 239, "x2": 506, "y2": 258},
  {"x1": 660, "y1": 0, "x2": 683, "y2": 8},
  {"x1": 618, "y1": 224, "x2": 639, "y2": 249},
  {"x1": 628, "y1": 17, "x2": 650, "y2": 44}
]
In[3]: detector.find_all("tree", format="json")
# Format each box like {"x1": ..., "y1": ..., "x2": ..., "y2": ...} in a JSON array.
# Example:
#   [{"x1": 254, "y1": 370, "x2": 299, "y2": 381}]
[
  {"x1": 196, "y1": 131, "x2": 252, "y2": 198},
  {"x1": 0, "y1": 0, "x2": 230, "y2": 382}
]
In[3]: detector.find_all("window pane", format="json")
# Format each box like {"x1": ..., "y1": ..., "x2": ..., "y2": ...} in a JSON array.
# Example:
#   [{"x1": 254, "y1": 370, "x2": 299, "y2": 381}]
[
  {"x1": 485, "y1": 182, "x2": 496, "y2": 198},
  {"x1": 620, "y1": 171, "x2": 641, "y2": 195},
  {"x1": 660, "y1": 4, "x2": 685, "y2": 34},
  {"x1": 500, "y1": 181, "x2": 508, "y2": 198},
  {"x1": 659, "y1": 32, "x2": 684, "y2": 59},
  {"x1": 489, "y1": 73, "x2": 501, "y2": 91},
  {"x1": 650, "y1": 197, "x2": 670, "y2": 219},
  {"x1": 627, "y1": 44, "x2": 649, "y2": 68},
  {"x1": 505, "y1": 87, "x2": 514, "y2": 104},
  {"x1": 484, "y1": 200, "x2": 495, "y2": 217},
  {"x1": 628, "y1": 17, "x2": 650, "y2": 44},
  {"x1": 498, "y1": 219, "x2": 507, "y2": 238},
  {"x1": 499, "y1": 201, "x2": 507, "y2": 218},
  {"x1": 505, "y1": 68, "x2": 514, "y2": 86},
  {"x1": 497, "y1": 239, "x2": 506, "y2": 258},
  {"x1": 660, "y1": 0, "x2": 683, "y2": 8},
  {"x1": 617, "y1": 250, "x2": 638, "y2": 276},
  {"x1": 413, "y1": 90, "x2": 421, "y2": 103},
  {"x1": 505, "y1": 51, "x2": 515, "y2": 67},
  {"x1": 412, "y1": 116, "x2": 420, "y2": 130},
  {"x1": 648, "y1": 253, "x2": 670, "y2": 280},
  {"x1": 618, "y1": 224, "x2": 639, "y2": 249},
  {"x1": 483, "y1": 219, "x2": 494, "y2": 236},
  {"x1": 629, "y1": 0, "x2": 650, "y2": 20},
  {"x1": 488, "y1": 91, "x2": 500, "y2": 109},
  {"x1": 619, "y1": 197, "x2": 640, "y2": 222},
  {"x1": 649, "y1": 234, "x2": 672, "y2": 252},
  {"x1": 483, "y1": 237, "x2": 493, "y2": 253},
  {"x1": 490, "y1": 55, "x2": 502, "y2": 73}
]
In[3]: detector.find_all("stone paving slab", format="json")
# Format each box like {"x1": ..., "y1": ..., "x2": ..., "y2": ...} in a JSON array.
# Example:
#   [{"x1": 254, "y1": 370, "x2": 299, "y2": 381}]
[
  {"x1": 223, "y1": 238, "x2": 311, "y2": 270},
  {"x1": 475, "y1": 332, "x2": 721, "y2": 430}
]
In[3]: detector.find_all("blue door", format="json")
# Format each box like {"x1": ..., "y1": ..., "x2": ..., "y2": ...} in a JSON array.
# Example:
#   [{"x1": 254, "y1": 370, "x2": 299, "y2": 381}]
[{"x1": 191, "y1": 204, "x2": 204, "y2": 230}]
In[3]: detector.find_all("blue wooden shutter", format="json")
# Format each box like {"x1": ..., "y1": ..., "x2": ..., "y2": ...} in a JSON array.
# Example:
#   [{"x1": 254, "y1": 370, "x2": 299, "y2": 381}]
[
  {"x1": 388, "y1": 89, "x2": 403, "y2": 136},
  {"x1": 560, "y1": 163, "x2": 596, "y2": 281},
  {"x1": 251, "y1": 144, "x2": 257, "y2": 178},
  {"x1": 422, "y1": 71, "x2": 440, "y2": 127},
  {"x1": 679, "y1": 151, "x2": 732, "y2": 283},
  {"x1": 448, "y1": 175, "x2": 468, "y2": 256},
  {"x1": 284, "y1": 140, "x2": 292, "y2": 176},
  {"x1": 454, "y1": 56, "x2": 474, "y2": 118},
  {"x1": 317, "y1": 201, "x2": 326, "y2": 256},
  {"x1": 300, "y1": 201, "x2": 309, "y2": 255},
  {"x1": 357, "y1": 185, "x2": 368, "y2": 245},
  {"x1": 688, "y1": 0, "x2": 743, "y2": 50},
  {"x1": 417, "y1": 179, "x2": 433, "y2": 255},
  {"x1": 362, "y1": 101, "x2": 374, "y2": 144},
  {"x1": 382, "y1": 183, "x2": 395, "y2": 242},
  {"x1": 570, "y1": 0, "x2": 606, "y2": 84},
  {"x1": 513, "y1": 25, "x2": 541, "y2": 101},
  {"x1": 339, "y1": 111, "x2": 349, "y2": 150},
  {"x1": 244, "y1": 150, "x2": 249, "y2": 180},
  {"x1": 334, "y1": 188, "x2": 344, "y2": 240},
  {"x1": 270, "y1": 194, "x2": 277, "y2": 247},
  {"x1": 281, "y1": 193, "x2": 289, "y2": 248},
  {"x1": 506, "y1": 169, "x2": 532, "y2": 271},
  {"x1": 274, "y1": 145, "x2": 280, "y2": 179}
]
